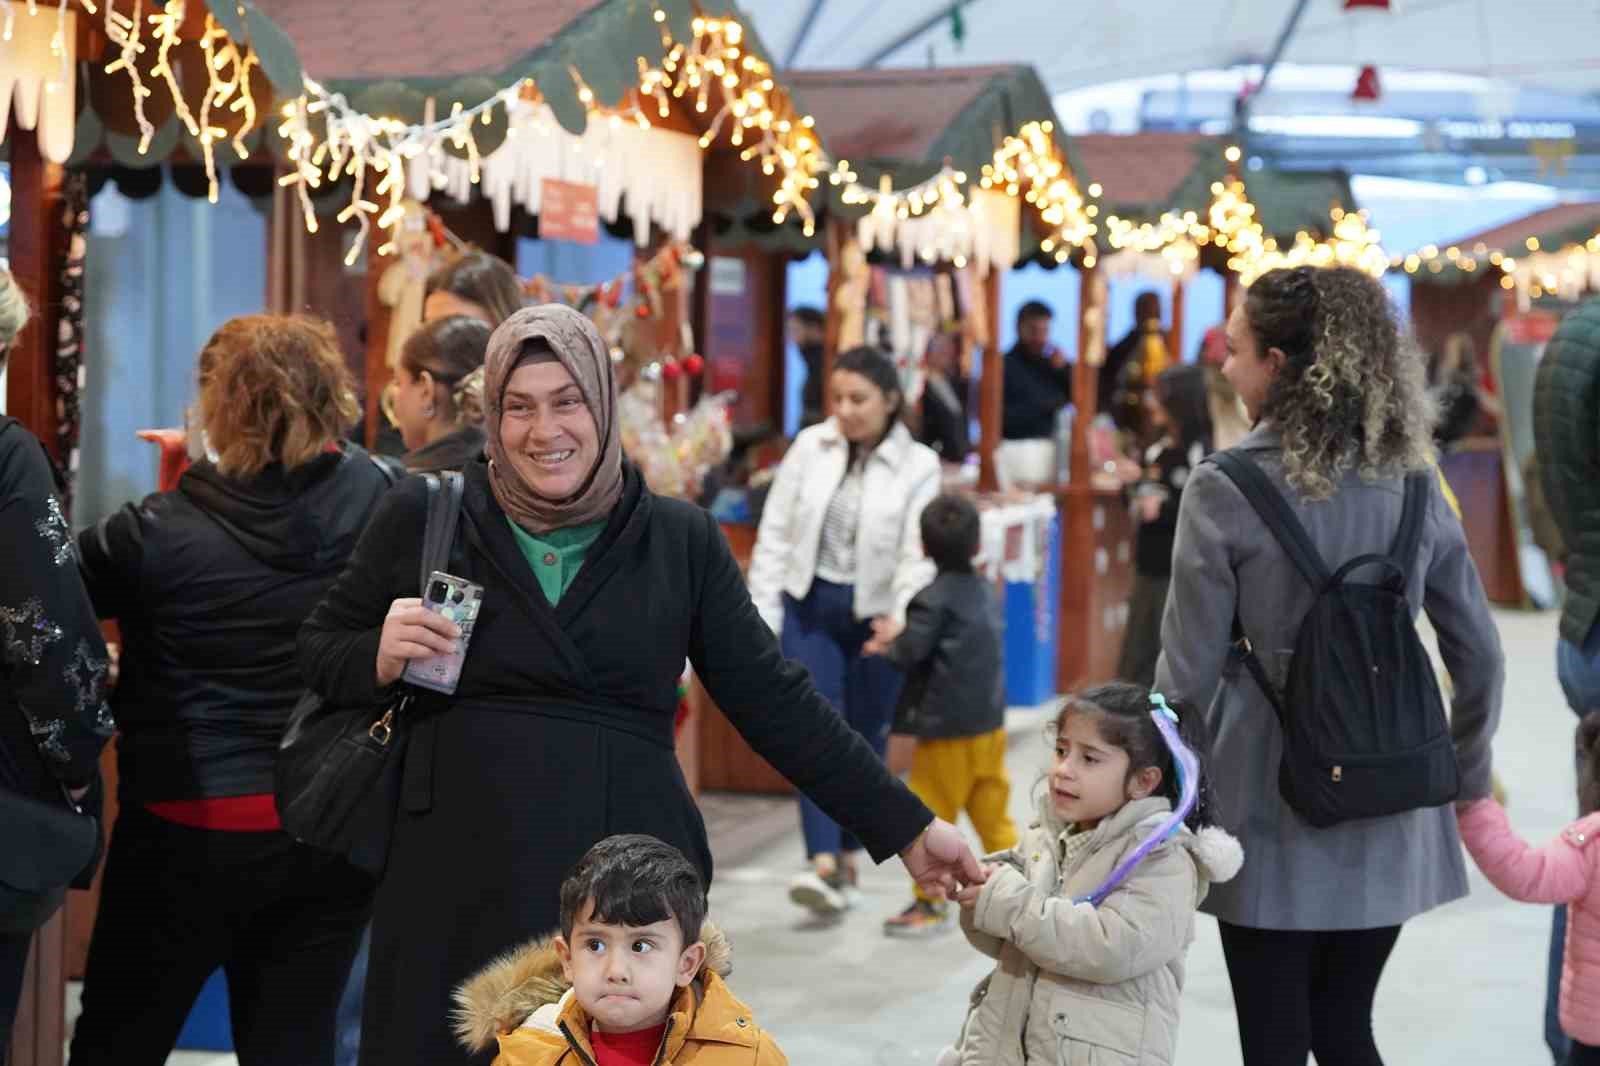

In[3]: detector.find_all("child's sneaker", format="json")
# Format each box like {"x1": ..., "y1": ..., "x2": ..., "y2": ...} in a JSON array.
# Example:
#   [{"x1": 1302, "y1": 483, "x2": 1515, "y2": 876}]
[
  {"x1": 882, "y1": 899, "x2": 952, "y2": 937},
  {"x1": 788, "y1": 870, "x2": 848, "y2": 915}
]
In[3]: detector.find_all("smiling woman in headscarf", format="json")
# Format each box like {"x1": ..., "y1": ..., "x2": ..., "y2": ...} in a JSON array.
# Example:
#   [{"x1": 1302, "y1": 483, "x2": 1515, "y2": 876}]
[{"x1": 299, "y1": 305, "x2": 983, "y2": 1066}]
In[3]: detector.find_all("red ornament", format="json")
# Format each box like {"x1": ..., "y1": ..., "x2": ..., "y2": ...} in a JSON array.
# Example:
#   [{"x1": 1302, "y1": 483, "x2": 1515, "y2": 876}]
[
  {"x1": 1351, "y1": 65, "x2": 1382, "y2": 102},
  {"x1": 683, "y1": 354, "x2": 705, "y2": 376},
  {"x1": 662, "y1": 358, "x2": 683, "y2": 379},
  {"x1": 1343, "y1": 0, "x2": 1392, "y2": 9},
  {"x1": 635, "y1": 303, "x2": 651, "y2": 319}
]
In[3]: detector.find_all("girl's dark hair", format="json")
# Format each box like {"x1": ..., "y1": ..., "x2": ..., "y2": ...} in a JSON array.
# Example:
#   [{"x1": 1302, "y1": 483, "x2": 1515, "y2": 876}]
[
  {"x1": 1154, "y1": 363, "x2": 1213, "y2": 451},
  {"x1": 1578, "y1": 712, "x2": 1600, "y2": 816},
  {"x1": 424, "y1": 251, "x2": 525, "y2": 327},
  {"x1": 831, "y1": 345, "x2": 905, "y2": 426},
  {"x1": 1053, "y1": 681, "x2": 1218, "y2": 831},
  {"x1": 400, "y1": 315, "x2": 492, "y2": 426}
]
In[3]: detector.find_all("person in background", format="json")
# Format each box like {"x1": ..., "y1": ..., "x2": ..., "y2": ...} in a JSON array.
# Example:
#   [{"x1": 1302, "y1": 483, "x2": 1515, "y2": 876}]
[
  {"x1": 1115, "y1": 365, "x2": 1213, "y2": 687},
  {"x1": 0, "y1": 269, "x2": 115, "y2": 1047},
  {"x1": 1198, "y1": 324, "x2": 1250, "y2": 451},
  {"x1": 1000, "y1": 301, "x2": 1069, "y2": 442},
  {"x1": 916, "y1": 331, "x2": 971, "y2": 463},
  {"x1": 390, "y1": 316, "x2": 491, "y2": 473},
  {"x1": 1534, "y1": 294, "x2": 1600, "y2": 1066},
  {"x1": 748, "y1": 345, "x2": 942, "y2": 918},
  {"x1": 69, "y1": 315, "x2": 390, "y2": 1065},
  {"x1": 1102, "y1": 292, "x2": 1163, "y2": 427},
  {"x1": 788, "y1": 306, "x2": 827, "y2": 429},
  {"x1": 1157, "y1": 266, "x2": 1502, "y2": 1066},
  {"x1": 425, "y1": 250, "x2": 527, "y2": 327},
  {"x1": 866, "y1": 494, "x2": 1016, "y2": 937}
]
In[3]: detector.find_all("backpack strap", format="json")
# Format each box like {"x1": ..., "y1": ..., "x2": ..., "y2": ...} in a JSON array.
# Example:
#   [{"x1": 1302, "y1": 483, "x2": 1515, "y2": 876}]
[
  {"x1": 1389, "y1": 472, "x2": 1429, "y2": 579},
  {"x1": 1209, "y1": 451, "x2": 1331, "y2": 590},
  {"x1": 417, "y1": 470, "x2": 464, "y2": 592}
]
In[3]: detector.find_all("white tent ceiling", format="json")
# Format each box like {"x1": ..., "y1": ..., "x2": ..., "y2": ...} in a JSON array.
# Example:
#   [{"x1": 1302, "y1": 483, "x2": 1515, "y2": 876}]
[{"x1": 740, "y1": 0, "x2": 1600, "y2": 100}]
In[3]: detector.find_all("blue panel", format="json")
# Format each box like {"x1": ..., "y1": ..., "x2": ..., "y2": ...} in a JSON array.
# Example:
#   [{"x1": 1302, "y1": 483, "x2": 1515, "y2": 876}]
[
  {"x1": 1002, "y1": 512, "x2": 1060, "y2": 707},
  {"x1": 174, "y1": 969, "x2": 233, "y2": 1050}
]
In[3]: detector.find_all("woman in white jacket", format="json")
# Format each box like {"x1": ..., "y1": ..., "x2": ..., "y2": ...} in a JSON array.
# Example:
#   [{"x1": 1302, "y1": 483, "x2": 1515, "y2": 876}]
[{"x1": 749, "y1": 346, "x2": 941, "y2": 915}]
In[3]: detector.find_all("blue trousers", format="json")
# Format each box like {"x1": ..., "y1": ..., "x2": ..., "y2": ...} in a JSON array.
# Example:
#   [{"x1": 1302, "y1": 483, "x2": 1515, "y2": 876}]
[
  {"x1": 781, "y1": 580, "x2": 902, "y2": 858},
  {"x1": 1550, "y1": 621, "x2": 1600, "y2": 1065},
  {"x1": 334, "y1": 925, "x2": 370, "y2": 1066}
]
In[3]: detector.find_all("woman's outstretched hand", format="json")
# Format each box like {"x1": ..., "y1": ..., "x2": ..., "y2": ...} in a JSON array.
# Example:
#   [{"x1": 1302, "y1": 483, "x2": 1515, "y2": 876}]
[
  {"x1": 900, "y1": 818, "x2": 986, "y2": 902},
  {"x1": 376, "y1": 597, "x2": 460, "y2": 687}
]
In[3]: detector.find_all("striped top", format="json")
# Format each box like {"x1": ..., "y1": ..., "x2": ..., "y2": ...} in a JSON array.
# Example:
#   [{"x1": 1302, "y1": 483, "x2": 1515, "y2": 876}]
[{"x1": 814, "y1": 459, "x2": 865, "y2": 584}]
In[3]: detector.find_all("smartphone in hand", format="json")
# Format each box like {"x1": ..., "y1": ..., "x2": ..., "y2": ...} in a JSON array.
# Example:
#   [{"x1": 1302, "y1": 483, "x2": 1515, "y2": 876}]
[{"x1": 403, "y1": 571, "x2": 483, "y2": 695}]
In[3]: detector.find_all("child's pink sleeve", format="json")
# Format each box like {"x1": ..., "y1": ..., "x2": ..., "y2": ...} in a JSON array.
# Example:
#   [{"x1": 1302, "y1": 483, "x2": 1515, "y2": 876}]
[{"x1": 1456, "y1": 798, "x2": 1593, "y2": 905}]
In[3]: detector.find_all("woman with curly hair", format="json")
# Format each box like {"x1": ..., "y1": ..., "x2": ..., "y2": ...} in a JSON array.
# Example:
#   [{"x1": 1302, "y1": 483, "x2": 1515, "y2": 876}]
[
  {"x1": 1155, "y1": 266, "x2": 1504, "y2": 1066},
  {"x1": 70, "y1": 315, "x2": 393, "y2": 1065}
]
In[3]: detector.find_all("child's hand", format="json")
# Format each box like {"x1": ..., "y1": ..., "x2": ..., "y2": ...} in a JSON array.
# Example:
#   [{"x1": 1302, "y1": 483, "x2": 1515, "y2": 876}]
[
  {"x1": 863, "y1": 616, "x2": 903, "y2": 657},
  {"x1": 954, "y1": 864, "x2": 998, "y2": 908}
]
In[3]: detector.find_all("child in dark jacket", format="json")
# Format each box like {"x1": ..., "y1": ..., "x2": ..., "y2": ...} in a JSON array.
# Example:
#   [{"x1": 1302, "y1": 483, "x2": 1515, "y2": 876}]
[{"x1": 866, "y1": 494, "x2": 1018, "y2": 936}]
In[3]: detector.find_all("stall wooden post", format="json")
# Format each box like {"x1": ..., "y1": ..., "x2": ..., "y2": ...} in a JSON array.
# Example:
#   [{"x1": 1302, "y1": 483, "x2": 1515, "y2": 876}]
[
  {"x1": 1069, "y1": 264, "x2": 1100, "y2": 487},
  {"x1": 976, "y1": 267, "x2": 1004, "y2": 493},
  {"x1": 1169, "y1": 276, "x2": 1186, "y2": 364},
  {"x1": 820, "y1": 218, "x2": 848, "y2": 417},
  {"x1": 363, "y1": 247, "x2": 393, "y2": 449},
  {"x1": 4, "y1": 127, "x2": 64, "y2": 458}
]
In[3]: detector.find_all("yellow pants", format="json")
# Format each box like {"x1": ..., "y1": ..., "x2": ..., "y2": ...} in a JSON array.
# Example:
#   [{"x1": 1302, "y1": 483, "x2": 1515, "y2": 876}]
[{"x1": 908, "y1": 728, "x2": 1019, "y2": 901}]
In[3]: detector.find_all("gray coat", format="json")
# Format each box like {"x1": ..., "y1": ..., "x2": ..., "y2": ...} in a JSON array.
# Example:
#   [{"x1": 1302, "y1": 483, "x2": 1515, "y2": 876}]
[{"x1": 1155, "y1": 426, "x2": 1504, "y2": 930}]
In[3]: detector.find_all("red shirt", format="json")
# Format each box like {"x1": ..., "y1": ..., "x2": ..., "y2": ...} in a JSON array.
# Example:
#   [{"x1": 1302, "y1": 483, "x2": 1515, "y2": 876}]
[{"x1": 590, "y1": 1023, "x2": 667, "y2": 1066}]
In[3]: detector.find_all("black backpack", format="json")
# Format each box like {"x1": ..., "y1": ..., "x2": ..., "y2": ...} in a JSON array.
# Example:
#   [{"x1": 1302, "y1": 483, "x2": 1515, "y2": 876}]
[{"x1": 1211, "y1": 451, "x2": 1460, "y2": 828}]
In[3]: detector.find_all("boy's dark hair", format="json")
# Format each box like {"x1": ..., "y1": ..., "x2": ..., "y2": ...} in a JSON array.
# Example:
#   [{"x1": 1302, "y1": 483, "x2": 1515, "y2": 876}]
[
  {"x1": 1052, "y1": 682, "x2": 1218, "y2": 832},
  {"x1": 920, "y1": 493, "x2": 981, "y2": 573},
  {"x1": 559, "y1": 835, "x2": 706, "y2": 948},
  {"x1": 788, "y1": 306, "x2": 824, "y2": 330},
  {"x1": 1016, "y1": 300, "x2": 1053, "y2": 326},
  {"x1": 1578, "y1": 712, "x2": 1600, "y2": 816}
]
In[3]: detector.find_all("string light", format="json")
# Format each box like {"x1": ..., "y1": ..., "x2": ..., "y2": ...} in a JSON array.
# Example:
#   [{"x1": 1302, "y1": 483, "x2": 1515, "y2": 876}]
[
  {"x1": 638, "y1": 10, "x2": 825, "y2": 236},
  {"x1": 981, "y1": 120, "x2": 1097, "y2": 253}
]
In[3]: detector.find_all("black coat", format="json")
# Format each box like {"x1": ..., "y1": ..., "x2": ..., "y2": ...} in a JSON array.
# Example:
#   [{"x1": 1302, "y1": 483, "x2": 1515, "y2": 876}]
[
  {"x1": 1535, "y1": 297, "x2": 1600, "y2": 645},
  {"x1": 1001, "y1": 344, "x2": 1072, "y2": 440},
  {"x1": 297, "y1": 459, "x2": 931, "y2": 1066},
  {"x1": 885, "y1": 570, "x2": 1005, "y2": 739},
  {"x1": 919, "y1": 373, "x2": 971, "y2": 461},
  {"x1": 76, "y1": 445, "x2": 394, "y2": 803},
  {"x1": 0, "y1": 418, "x2": 111, "y2": 798},
  {"x1": 402, "y1": 425, "x2": 487, "y2": 474}
]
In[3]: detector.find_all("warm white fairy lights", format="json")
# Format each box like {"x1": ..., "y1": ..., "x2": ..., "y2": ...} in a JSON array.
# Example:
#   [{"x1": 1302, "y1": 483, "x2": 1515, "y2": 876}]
[
  {"x1": 982, "y1": 120, "x2": 1098, "y2": 260},
  {"x1": 637, "y1": 9, "x2": 826, "y2": 236}
]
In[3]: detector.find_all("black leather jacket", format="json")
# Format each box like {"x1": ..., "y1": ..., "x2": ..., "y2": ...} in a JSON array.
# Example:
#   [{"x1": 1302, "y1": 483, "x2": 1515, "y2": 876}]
[
  {"x1": 77, "y1": 444, "x2": 394, "y2": 802},
  {"x1": 884, "y1": 569, "x2": 1006, "y2": 739}
]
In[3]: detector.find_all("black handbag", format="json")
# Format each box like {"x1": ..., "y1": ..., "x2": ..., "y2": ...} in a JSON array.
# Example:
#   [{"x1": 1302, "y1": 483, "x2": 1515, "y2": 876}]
[
  {"x1": 275, "y1": 470, "x2": 463, "y2": 876},
  {"x1": 0, "y1": 739, "x2": 100, "y2": 935}
]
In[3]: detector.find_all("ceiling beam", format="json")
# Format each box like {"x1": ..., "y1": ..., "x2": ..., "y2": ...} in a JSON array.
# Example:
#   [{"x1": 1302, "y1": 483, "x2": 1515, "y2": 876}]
[
  {"x1": 784, "y1": 0, "x2": 830, "y2": 68},
  {"x1": 861, "y1": 0, "x2": 981, "y2": 69},
  {"x1": 1234, "y1": 0, "x2": 1314, "y2": 132}
]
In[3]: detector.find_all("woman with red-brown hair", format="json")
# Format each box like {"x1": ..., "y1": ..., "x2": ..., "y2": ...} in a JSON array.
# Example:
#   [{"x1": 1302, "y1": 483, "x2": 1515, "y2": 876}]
[{"x1": 69, "y1": 315, "x2": 394, "y2": 1065}]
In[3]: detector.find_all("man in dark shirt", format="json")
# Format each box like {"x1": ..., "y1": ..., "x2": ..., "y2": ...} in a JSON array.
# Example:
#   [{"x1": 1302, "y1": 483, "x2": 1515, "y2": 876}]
[
  {"x1": 789, "y1": 306, "x2": 827, "y2": 428},
  {"x1": 1001, "y1": 301, "x2": 1073, "y2": 440}
]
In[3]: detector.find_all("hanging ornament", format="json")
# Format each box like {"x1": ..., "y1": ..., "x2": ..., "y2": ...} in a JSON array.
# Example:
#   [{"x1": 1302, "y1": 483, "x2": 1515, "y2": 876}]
[
  {"x1": 662, "y1": 358, "x2": 683, "y2": 380},
  {"x1": 1351, "y1": 65, "x2": 1382, "y2": 102},
  {"x1": 949, "y1": 7, "x2": 966, "y2": 48},
  {"x1": 683, "y1": 353, "x2": 705, "y2": 376},
  {"x1": 683, "y1": 249, "x2": 705, "y2": 271},
  {"x1": 1343, "y1": 0, "x2": 1394, "y2": 9},
  {"x1": 635, "y1": 302, "x2": 652, "y2": 319}
]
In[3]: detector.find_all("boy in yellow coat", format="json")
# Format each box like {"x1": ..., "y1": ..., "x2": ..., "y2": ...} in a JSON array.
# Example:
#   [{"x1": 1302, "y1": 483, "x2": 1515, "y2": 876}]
[{"x1": 453, "y1": 835, "x2": 785, "y2": 1066}]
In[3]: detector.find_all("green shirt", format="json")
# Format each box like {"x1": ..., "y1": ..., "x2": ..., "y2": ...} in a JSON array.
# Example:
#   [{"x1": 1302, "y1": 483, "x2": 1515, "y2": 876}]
[{"x1": 505, "y1": 518, "x2": 605, "y2": 605}]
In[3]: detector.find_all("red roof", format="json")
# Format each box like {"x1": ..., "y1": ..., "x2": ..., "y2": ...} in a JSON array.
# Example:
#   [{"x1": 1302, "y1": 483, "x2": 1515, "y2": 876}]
[
  {"x1": 1442, "y1": 202, "x2": 1600, "y2": 251},
  {"x1": 252, "y1": 0, "x2": 606, "y2": 83},
  {"x1": 1072, "y1": 132, "x2": 1213, "y2": 209},
  {"x1": 786, "y1": 66, "x2": 1021, "y2": 163}
]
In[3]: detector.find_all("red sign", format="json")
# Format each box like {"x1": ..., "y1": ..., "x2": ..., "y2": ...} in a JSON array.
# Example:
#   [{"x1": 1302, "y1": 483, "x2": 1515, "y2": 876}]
[
  {"x1": 539, "y1": 179, "x2": 599, "y2": 244},
  {"x1": 1504, "y1": 312, "x2": 1561, "y2": 345}
]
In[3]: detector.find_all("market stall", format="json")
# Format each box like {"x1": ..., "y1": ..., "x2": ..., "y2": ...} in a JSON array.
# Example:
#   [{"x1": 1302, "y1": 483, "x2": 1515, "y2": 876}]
[{"x1": 1400, "y1": 203, "x2": 1600, "y2": 606}]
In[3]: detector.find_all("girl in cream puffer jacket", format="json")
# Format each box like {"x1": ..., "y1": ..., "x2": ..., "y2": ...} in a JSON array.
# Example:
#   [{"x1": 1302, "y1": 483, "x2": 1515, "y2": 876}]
[
  {"x1": 1456, "y1": 711, "x2": 1600, "y2": 1060},
  {"x1": 945, "y1": 684, "x2": 1243, "y2": 1066}
]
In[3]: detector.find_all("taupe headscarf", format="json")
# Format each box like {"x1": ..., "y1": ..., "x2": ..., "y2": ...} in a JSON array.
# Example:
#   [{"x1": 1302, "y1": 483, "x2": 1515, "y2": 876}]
[{"x1": 483, "y1": 305, "x2": 623, "y2": 533}]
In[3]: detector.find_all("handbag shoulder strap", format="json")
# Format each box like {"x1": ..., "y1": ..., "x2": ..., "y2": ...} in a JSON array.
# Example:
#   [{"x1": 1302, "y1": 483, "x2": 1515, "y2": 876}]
[{"x1": 417, "y1": 471, "x2": 464, "y2": 591}]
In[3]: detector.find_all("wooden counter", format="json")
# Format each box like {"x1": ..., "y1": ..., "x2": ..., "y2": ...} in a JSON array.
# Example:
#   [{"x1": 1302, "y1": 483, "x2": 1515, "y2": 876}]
[{"x1": 1439, "y1": 438, "x2": 1524, "y2": 606}]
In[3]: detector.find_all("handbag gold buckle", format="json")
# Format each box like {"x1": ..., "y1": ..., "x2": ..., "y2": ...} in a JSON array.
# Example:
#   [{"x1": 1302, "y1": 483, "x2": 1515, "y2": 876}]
[{"x1": 368, "y1": 694, "x2": 409, "y2": 746}]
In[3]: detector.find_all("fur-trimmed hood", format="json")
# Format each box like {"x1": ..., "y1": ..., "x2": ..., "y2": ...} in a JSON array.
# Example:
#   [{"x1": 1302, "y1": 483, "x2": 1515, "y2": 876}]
[{"x1": 452, "y1": 921, "x2": 734, "y2": 1054}]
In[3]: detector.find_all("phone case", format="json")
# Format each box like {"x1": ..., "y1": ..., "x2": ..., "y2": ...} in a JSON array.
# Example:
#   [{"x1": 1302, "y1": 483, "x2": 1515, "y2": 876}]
[{"x1": 402, "y1": 570, "x2": 484, "y2": 695}]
